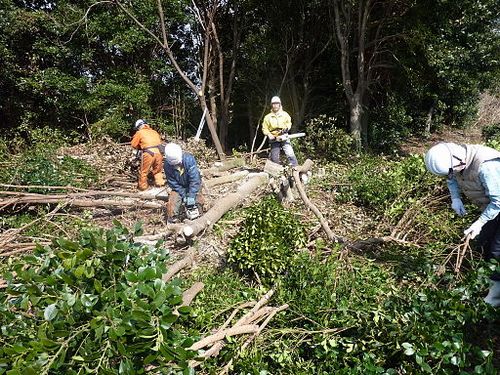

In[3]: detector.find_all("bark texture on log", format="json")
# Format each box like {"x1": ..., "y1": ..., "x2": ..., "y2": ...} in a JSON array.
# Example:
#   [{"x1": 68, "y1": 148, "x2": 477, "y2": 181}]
[
  {"x1": 180, "y1": 282, "x2": 204, "y2": 307},
  {"x1": 162, "y1": 248, "x2": 196, "y2": 282},
  {"x1": 181, "y1": 173, "x2": 269, "y2": 238},
  {"x1": 204, "y1": 170, "x2": 249, "y2": 188},
  {"x1": 291, "y1": 160, "x2": 341, "y2": 243}
]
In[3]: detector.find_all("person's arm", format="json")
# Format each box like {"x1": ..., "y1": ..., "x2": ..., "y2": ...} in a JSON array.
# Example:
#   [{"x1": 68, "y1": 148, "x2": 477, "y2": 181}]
[
  {"x1": 131, "y1": 131, "x2": 141, "y2": 149},
  {"x1": 478, "y1": 161, "x2": 500, "y2": 222},
  {"x1": 262, "y1": 115, "x2": 271, "y2": 136},
  {"x1": 262, "y1": 115, "x2": 276, "y2": 140},
  {"x1": 186, "y1": 155, "x2": 202, "y2": 199},
  {"x1": 446, "y1": 176, "x2": 461, "y2": 200},
  {"x1": 164, "y1": 165, "x2": 186, "y2": 197}
]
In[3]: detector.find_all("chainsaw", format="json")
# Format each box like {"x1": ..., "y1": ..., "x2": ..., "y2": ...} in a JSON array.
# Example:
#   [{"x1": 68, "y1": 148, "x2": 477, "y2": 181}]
[
  {"x1": 185, "y1": 205, "x2": 200, "y2": 220},
  {"x1": 277, "y1": 132, "x2": 306, "y2": 141}
]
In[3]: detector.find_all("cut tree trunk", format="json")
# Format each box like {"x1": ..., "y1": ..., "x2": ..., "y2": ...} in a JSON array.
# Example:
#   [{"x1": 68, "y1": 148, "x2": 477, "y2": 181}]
[
  {"x1": 181, "y1": 173, "x2": 269, "y2": 238},
  {"x1": 204, "y1": 171, "x2": 249, "y2": 188}
]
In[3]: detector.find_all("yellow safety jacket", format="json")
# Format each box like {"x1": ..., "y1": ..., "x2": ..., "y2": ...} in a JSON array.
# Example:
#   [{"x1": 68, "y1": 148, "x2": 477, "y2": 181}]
[{"x1": 262, "y1": 110, "x2": 292, "y2": 137}]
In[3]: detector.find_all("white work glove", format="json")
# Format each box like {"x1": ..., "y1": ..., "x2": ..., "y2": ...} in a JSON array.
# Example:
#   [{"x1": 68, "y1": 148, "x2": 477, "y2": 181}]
[
  {"x1": 451, "y1": 198, "x2": 466, "y2": 216},
  {"x1": 268, "y1": 134, "x2": 276, "y2": 141},
  {"x1": 463, "y1": 218, "x2": 486, "y2": 239}
]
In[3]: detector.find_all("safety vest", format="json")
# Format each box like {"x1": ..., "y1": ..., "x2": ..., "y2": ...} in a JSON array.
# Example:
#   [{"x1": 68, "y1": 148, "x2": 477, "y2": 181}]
[{"x1": 455, "y1": 144, "x2": 500, "y2": 208}]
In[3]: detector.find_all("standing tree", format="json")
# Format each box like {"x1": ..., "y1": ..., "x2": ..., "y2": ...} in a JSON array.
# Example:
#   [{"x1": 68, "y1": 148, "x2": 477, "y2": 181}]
[
  {"x1": 112, "y1": 0, "x2": 229, "y2": 158},
  {"x1": 329, "y1": 0, "x2": 408, "y2": 149}
]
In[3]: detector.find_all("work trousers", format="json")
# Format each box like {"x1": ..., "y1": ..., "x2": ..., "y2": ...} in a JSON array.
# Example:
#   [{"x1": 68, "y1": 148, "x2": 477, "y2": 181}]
[
  {"x1": 138, "y1": 152, "x2": 165, "y2": 190},
  {"x1": 476, "y1": 215, "x2": 500, "y2": 281},
  {"x1": 269, "y1": 140, "x2": 298, "y2": 167}
]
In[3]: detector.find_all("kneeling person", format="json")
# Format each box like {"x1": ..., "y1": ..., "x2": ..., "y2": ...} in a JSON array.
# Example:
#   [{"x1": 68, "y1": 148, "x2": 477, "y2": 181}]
[{"x1": 164, "y1": 143, "x2": 204, "y2": 222}]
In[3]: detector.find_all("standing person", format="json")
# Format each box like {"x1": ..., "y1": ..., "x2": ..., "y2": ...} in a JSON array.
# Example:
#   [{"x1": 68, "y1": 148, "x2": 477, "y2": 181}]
[
  {"x1": 131, "y1": 119, "x2": 165, "y2": 191},
  {"x1": 262, "y1": 96, "x2": 298, "y2": 167},
  {"x1": 163, "y1": 143, "x2": 204, "y2": 222},
  {"x1": 425, "y1": 142, "x2": 500, "y2": 307}
]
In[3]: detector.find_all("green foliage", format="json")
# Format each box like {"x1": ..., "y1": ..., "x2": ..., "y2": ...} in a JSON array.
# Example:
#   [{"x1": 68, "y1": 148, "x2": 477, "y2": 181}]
[
  {"x1": 338, "y1": 154, "x2": 435, "y2": 214},
  {"x1": 303, "y1": 115, "x2": 354, "y2": 161},
  {"x1": 195, "y1": 252, "x2": 497, "y2": 374},
  {"x1": 0, "y1": 144, "x2": 99, "y2": 191},
  {"x1": 482, "y1": 123, "x2": 500, "y2": 143},
  {"x1": 228, "y1": 197, "x2": 306, "y2": 284},
  {"x1": 369, "y1": 95, "x2": 414, "y2": 151},
  {"x1": 0, "y1": 222, "x2": 197, "y2": 374}
]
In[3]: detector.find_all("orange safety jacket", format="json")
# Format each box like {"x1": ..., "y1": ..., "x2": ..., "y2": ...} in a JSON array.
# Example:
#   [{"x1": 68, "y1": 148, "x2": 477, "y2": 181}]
[{"x1": 131, "y1": 125, "x2": 163, "y2": 154}]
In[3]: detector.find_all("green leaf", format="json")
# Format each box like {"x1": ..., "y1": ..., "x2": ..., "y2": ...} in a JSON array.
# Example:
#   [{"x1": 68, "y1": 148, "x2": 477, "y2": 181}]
[
  {"x1": 44, "y1": 304, "x2": 58, "y2": 321},
  {"x1": 138, "y1": 267, "x2": 157, "y2": 281}
]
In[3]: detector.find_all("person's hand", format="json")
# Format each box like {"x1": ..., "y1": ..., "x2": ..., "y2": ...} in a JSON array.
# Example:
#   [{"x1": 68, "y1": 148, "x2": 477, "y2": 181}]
[
  {"x1": 277, "y1": 134, "x2": 289, "y2": 142},
  {"x1": 186, "y1": 196, "x2": 196, "y2": 207},
  {"x1": 451, "y1": 198, "x2": 466, "y2": 216},
  {"x1": 464, "y1": 218, "x2": 486, "y2": 239},
  {"x1": 268, "y1": 134, "x2": 276, "y2": 141}
]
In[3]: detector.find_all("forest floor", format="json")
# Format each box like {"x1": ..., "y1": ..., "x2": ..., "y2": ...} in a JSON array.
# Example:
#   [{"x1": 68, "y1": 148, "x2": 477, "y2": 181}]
[
  {"x1": 32, "y1": 92, "x2": 498, "y2": 272},
  {"x1": 1, "y1": 93, "x2": 499, "y2": 372}
]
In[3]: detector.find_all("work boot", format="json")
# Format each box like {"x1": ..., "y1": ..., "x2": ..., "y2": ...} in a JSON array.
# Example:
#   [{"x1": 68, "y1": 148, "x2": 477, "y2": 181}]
[{"x1": 484, "y1": 280, "x2": 500, "y2": 307}]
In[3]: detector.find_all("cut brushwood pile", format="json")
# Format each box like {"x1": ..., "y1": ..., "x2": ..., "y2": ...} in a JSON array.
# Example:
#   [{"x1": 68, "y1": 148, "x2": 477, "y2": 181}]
[
  {"x1": 0, "y1": 138, "x2": 362, "y2": 261},
  {"x1": 188, "y1": 289, "x2": 288, "y2": 370}
]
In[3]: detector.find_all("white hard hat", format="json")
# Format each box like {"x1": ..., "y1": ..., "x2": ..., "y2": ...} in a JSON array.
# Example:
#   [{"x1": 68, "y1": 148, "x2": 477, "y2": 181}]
[
  {"x1": 424, "y1": 142, "x2": 465, "y2": 176},
  {"x1": 164, "y1": 143, "x2": 183, "y2": 165},
  {"x1": 271, "y1": 96, "x2": 281, "y2": 104},
  {"x1": 134, "y1": 119, "x2": 146, "y2": 130}
]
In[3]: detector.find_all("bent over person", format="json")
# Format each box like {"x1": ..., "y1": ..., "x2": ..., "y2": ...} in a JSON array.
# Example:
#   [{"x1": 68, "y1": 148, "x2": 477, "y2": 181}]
[
  {"x1": 131, "y1": 119, "x2": 165, "y2": 191},
  {"x1": 262, "y1": 96, "x2": 298, "y2": 167},
  {"x1": 163, "y1": 143, "x2": 204, "y2": 222},
  {"x1": 425, "y1": 142, "x2": 500, "y2": 307}
]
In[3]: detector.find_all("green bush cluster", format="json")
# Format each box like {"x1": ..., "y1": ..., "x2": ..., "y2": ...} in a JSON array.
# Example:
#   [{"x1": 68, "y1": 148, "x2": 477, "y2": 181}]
[
  {"x1": 482, "y1": 123, "x2": 500, "y2": 143},
  {"x1": 0, "y1": 222, "x2": 197, "y2": 374},
  {"x1": 227, "y1": 197, "x2": 307, "y2": 284},
  {"x1": 337, "y1": 154, "x2": 435, "y2": 214},
  {"x1": 302, "y1": 115, "x2": 354, "y2": 161},
  {"x1": 0, "y1": 144, "x2": 99, "y2": 192},
  {"x1": 195, "y1": 253, "x2": 497, "y2": 374}
]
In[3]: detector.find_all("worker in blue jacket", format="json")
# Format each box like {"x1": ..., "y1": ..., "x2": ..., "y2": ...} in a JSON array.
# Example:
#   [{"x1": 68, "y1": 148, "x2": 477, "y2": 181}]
[
  {"x1": 425, "y1": 142, "x2": 500, "y2": 307},
  {"x1": 163, "y1": 143, "x2": 204, "y2": 222}
]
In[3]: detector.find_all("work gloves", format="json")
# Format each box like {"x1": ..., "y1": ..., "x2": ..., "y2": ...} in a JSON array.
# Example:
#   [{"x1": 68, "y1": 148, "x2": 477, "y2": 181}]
[
  {"x1": 464, "y1": 218, "x2": 486, "y2": 239},
  {"x1": 268, "y1": 134, "x2": 276, "y2": 141},
  {"x1": 185, "y1": 196, "x2": 196, "y2": 207},
  {"x1": 484, "y1": 280, "x2": 500, "y2": 307},
  {"x1": 451, "y1": 198, "x2": 467, "y2": 216}
]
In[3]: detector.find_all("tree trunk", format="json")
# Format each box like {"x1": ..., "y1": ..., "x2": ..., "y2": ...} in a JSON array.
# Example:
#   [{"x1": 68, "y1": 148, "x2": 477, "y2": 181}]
[
  {"x1": 181, "y1": 173, "x2": 269, "y2": 238},
  {"x1": 349, "y1": 95, "x2": 364, "y2": 150}
]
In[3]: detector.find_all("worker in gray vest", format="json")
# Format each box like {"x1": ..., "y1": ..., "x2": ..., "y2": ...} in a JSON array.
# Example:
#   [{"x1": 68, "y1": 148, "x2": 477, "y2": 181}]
[{"x1": 425, "y1": 142, "x2": 500, "y2": 307}]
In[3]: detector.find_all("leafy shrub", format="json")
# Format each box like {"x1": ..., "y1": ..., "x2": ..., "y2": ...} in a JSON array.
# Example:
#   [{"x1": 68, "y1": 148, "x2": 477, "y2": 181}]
[
  {"x1": 0, "y1": 146, "x2": 99, "y2": 191},
  {"x1": 0, "y1": 222, "x2": 197, "y2": 374},
  {"x1": 227, "y1": 197, "x2": 306, "y2": 284},
  {"x1": 338, "y1": 154, "x2": 435, "y2": 214},
  {"x1": 369, "y1": 94, "x2": 414, "y2": 151},
  {"x1": 203, "y1": 253, "x2": 497, "y2": 374},
  {"x1": 482, "y1": 123, "x2": 500, "y2": 142},
  {"x1": 303, "y1": 115, "x2": 354, "y2": 161}
]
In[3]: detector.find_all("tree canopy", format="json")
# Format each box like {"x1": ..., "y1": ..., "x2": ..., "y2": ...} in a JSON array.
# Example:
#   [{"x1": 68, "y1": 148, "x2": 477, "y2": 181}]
[{"x1": 0, "y1": 0, "x2": 498, "y2": 151}]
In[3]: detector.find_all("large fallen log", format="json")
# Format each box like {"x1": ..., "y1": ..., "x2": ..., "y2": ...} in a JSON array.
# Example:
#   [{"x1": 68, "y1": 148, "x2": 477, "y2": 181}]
[
  {"x1": 162, "y1": 248, "x2": 196, "y2": 282},
  {"x1": 202, "y1": 158, "x2": 245, "y2": 176},
  {"x1": 181, "y1": 173, "x2": 269, "y2": 238},
  {"x1": 204, "y1": 170, "x2": 249, "y2": 188},
  {"x1": 0, "y1": 190, "x2": 165, "y2": 209},
  {"x1": 132, "y1": 174, "x2": 270, "y2": 243}
]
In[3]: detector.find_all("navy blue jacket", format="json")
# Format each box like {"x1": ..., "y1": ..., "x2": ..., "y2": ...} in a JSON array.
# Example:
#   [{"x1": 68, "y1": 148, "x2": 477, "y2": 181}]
[{"x1": 164, "y1": 152, "x2": 201, "y2": 199}]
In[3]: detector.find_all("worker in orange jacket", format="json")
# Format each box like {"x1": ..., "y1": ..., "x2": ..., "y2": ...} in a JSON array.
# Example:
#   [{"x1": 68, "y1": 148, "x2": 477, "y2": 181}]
[{"x1": 131, "y1": 119, "x2": 165, "y2": 191}]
